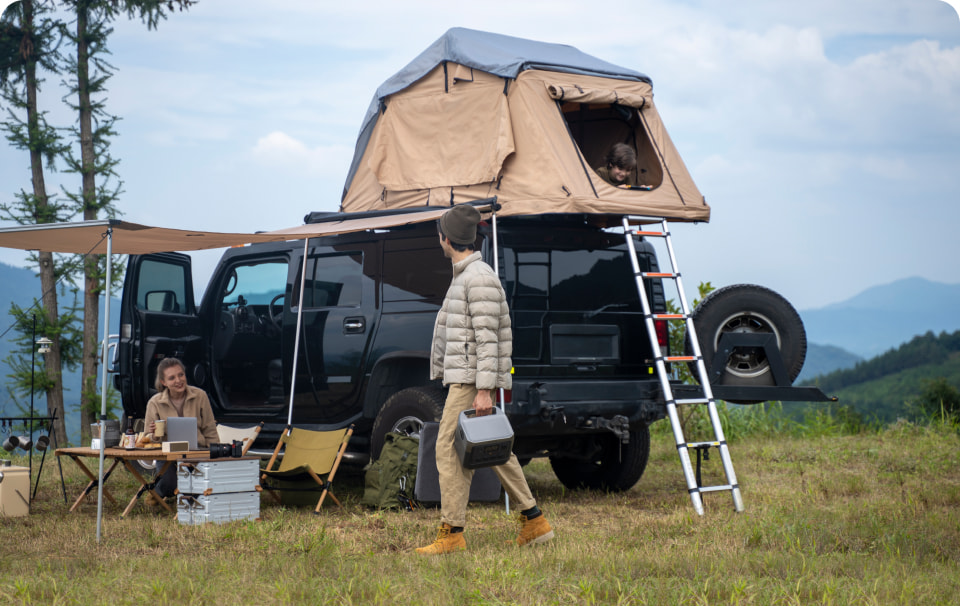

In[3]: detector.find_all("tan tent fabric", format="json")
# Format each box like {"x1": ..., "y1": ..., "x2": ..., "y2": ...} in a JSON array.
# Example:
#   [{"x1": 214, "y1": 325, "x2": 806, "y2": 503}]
[
  {"x1": 342, "y1": 67, "x2": 710, "y2": 223},
  {"x1": 368, "y1": 66, "x2": 515, "y2": 190},
  {"x1": 545, "y1": 82, "x2": 649, "y2": 108}
]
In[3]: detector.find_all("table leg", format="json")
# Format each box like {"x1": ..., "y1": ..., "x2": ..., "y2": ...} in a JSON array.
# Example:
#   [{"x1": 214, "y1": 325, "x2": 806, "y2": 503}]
[
  {"x1": 121, "y1": 460, "x2": 174, "y2": 517},
  {"x1": 63, "y1": 455, "x2": 119, "y2": 512}
]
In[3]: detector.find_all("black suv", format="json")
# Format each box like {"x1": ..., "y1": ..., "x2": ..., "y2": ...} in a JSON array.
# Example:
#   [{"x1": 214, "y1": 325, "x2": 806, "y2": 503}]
[{"x1": 117, "y1": 211, "x2": 813, "y2": 491}]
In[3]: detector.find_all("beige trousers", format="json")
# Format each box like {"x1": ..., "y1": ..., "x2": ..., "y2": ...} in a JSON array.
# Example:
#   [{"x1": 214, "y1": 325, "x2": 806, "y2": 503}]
[{"x1": 437, "y1": 383, "x2": 537, "y2": 527}]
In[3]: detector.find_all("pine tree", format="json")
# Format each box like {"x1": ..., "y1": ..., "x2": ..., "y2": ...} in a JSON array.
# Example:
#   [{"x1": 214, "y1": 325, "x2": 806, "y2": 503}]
[
  {"x1": 58, "y1": 0, "x2": 194, "y2": 441},
  {"x1": 1, "y1": 0, "x2": 74, "y2": 444}
]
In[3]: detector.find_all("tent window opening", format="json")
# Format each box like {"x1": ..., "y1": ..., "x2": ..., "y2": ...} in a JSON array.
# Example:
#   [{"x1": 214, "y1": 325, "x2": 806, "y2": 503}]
[{"x1": 559, "y1": 102, "x2": 663, "y2": 190}]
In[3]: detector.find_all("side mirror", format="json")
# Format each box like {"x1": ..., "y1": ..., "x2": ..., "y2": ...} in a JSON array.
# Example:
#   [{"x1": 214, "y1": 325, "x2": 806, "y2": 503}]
[{"x1": 145, "y1": 290, "x2": 179, "y2": 313}]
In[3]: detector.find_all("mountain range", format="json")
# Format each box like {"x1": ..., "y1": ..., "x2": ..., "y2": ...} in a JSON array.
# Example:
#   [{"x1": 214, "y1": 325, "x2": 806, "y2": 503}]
[
  {"x1": 0, "y1": 262, "x2": 120, "y2": 443},
  {"x1": 796, "y1": 277, "x2": 960, "y2": 382}
]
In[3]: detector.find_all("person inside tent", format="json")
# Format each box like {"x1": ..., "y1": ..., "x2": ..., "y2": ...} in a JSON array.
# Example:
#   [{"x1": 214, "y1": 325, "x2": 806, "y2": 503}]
[{"x1": 595, "y1": 142, "x2": 637, "y2": 187}]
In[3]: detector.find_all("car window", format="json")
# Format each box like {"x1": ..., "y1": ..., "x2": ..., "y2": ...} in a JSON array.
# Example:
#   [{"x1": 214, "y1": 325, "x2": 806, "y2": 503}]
[
  {"x1": 137, "y1": 259, "x2": 188, "y2": 313},
  {"x1": 221, "y1": 261, "x2": 288, "y2": 306},
  {"x1": 292, "y1": 253, "x2": 363, "y2": 308},
  {"x1": 382, "y1": 246, "x2": 450, "y2": 301},
  {"x1": 503, "y1": 244, "x2": 641, "y2": 312}
]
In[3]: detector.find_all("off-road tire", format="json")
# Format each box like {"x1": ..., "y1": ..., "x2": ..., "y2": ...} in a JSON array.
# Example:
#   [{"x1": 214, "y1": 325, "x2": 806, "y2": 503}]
[
  {"x1": 549, "y1": 425, "x2": 651, "y2": 492},
  {"x1": 687, "y1": 284, "x2": 806, "y2": 402},
  {"x1": 370, "y1": 386, "x2": 445, "y2": 460}
]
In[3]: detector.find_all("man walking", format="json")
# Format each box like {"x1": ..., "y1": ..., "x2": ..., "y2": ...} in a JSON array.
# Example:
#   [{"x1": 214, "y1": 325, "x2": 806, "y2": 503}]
[{"x1": 416, "y1": 204, "x2": 554, "y2": 556}]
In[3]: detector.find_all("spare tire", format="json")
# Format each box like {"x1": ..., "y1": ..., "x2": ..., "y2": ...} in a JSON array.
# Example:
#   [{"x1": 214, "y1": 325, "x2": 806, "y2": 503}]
[{"x1": 686, "y1": 284, "x2": 806, "y2": 399}]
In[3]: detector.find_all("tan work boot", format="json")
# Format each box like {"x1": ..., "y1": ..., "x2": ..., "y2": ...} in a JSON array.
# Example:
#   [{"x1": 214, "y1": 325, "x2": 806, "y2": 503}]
[
  {"x1": 516, "y1": 514, "x2": 555, "y2": 546},
  {"x1": 415, "y1": 523, "x2": 466, "y2": 555}
]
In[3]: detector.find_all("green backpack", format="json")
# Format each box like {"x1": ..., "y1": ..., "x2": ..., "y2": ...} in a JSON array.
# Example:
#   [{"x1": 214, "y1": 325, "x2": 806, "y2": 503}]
[{"x1": 361, "y1": 432, "x2": 420, "y2": 510}]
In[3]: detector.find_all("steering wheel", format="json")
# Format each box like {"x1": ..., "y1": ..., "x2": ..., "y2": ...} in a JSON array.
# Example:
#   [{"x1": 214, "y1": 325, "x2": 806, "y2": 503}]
[
  {"x1": 222, "y1": 269, "x2": 238, "y2": 297},
  {"x1": 269, "y1": 293, "x2": 285, "y2": 329}
]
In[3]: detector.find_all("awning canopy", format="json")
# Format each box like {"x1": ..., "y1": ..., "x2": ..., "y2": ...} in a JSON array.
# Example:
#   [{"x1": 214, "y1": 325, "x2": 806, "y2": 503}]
[{"x1": 0, "y1": 206, "x2": 464, "y2": 254}]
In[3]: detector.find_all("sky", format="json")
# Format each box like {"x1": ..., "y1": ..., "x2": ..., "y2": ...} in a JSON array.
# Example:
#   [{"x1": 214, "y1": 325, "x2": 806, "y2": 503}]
[{"x1": 1, "y1": 0, "x2": 959, "y2": 310}]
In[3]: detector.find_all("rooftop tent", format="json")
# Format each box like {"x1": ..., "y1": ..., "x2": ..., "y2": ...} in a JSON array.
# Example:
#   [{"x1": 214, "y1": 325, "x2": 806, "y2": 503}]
[{"x1": 340, "y1": 27, "x2": 710, "y2": 223}]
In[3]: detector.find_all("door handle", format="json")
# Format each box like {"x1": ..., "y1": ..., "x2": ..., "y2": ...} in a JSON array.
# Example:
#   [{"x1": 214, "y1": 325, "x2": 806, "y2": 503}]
[{"x1": 343, "y1": 317, "x2": 365, "y2": 334}]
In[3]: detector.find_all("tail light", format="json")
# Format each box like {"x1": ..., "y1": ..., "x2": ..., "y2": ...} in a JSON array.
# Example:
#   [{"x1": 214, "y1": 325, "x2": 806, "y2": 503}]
[
  {"x1": 654, "y1": 319, "x2": 669, "y2": 358},
  {"x1": 499, "y1": 389, "x2": 512, "y2": 404}
]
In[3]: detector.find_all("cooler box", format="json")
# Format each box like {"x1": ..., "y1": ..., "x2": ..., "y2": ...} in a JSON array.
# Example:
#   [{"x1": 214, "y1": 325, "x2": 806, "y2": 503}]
[
  {"x1": 0, "y1": 465, "x2": 30, "y2": 517},
  {"x1": 454, "y1": 408, "x2": 515, "y2": 469},
  {"x1": 177, "y1": 492, "x2": 260, "y2": 525},
  {"x1": 176, "y1": 458, "x2": 259, "y2": 495}
]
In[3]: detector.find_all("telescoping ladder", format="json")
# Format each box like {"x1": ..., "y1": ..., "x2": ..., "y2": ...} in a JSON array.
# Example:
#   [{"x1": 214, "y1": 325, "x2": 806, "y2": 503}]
[{"x1": 622, "y1": 216, "x2": 744, "y2": 515}]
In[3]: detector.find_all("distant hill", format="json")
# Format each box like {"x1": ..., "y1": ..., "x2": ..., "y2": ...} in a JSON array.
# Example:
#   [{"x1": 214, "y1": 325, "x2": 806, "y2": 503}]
[
  {"x1": 798, "y1": 329, "x2": 960, "y2": 423},
  {"x1": 800, "y1": 277, "x2": 960, "y2": 359},
  {"x1": 796, "y1": 343, "x2": 862, "y2": 383},
  {"x1": 0, "y1": 262, "x2": 120, "y2": 444}
]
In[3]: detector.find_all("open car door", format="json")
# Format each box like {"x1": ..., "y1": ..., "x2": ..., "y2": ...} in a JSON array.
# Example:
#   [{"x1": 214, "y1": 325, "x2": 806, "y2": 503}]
[{"x1": 116, "y1": 253, "x2": 205, "y2": 419}]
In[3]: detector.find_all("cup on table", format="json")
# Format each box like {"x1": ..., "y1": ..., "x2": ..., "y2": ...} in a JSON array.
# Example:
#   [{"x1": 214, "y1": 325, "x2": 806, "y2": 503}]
[{"x1": 154, "y1": 419, "x2": 166, "y2": 440}]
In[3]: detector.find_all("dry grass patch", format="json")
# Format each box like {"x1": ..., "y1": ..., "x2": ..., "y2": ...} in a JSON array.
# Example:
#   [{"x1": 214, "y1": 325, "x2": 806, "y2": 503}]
[{"x1": 2, "y1": 422, "x2": 960, "y2": 604}]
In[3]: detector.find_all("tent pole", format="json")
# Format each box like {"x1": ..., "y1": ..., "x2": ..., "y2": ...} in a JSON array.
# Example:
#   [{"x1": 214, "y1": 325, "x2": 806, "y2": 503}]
[
  {"x1": 287, "y1": 238, "x2": 310, "y2": 428},
  {"x1": 491, "y1": 212, "x2": 509, "y2": 515},
  {"x1": 96, "y1": 226, "x2": 113, "y2": 544}
]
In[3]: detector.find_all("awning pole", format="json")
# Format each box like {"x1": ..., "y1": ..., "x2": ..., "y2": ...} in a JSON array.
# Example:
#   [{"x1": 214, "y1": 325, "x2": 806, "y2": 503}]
[
  {"x1": 96, "y1": 227, "x2": 113, "y2": 544},
  {"x1": 491, "y1": 211, "x2": 509, "y2": 515},
  {"x1": 287, "y1": 238, "x2": 310, "y2": 428}
]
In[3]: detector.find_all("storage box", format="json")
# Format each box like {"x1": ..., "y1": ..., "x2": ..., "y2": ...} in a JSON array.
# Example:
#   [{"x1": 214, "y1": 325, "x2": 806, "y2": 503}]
[
  {"x1": 176, "y1": 458, "x2": 259, "y2": 496},
  {"x1": 162, "y1": 441, "x2": 189, "y2": 453},
  {"x1": 415, "y1": 422, "x2": 501, "y2": 502},
  {"x1": 454, "y1": 408, "x2": 515, "y2": 469},
  {"x1": 177, "y1": 491, "x2": 260, "y2": 525},
  {"x1": 0, "y1": 465, "x2": 30, "y2": 517}
]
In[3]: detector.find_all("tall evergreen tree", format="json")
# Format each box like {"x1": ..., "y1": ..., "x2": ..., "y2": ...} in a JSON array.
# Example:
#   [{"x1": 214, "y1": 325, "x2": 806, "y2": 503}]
[
  {"x1": 1, "y1": 0, "x2": 74, "y2": 444},
  {"x1": 58, "y1": 0, "x2": 194, "y2": 441}
]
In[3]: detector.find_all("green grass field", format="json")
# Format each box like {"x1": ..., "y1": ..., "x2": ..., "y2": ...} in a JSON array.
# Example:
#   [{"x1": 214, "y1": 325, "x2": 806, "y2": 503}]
[{"x1": 2, "y1": 418, "x2": 959, "y2": 605}]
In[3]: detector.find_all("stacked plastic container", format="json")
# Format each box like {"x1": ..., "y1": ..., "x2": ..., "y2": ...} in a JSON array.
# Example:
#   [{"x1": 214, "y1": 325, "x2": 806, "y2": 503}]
[{"x1": 176, "y1": 458, "x2": 260, "y2": 525}]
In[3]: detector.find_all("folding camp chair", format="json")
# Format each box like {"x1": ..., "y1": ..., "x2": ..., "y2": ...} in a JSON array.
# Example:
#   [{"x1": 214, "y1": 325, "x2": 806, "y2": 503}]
[
  {"x1": 216, "y1": 421, "x2": 264, "y2": 456},
  {"x1": 260, "y1": 425, "x2": 354, "y2": 512}
]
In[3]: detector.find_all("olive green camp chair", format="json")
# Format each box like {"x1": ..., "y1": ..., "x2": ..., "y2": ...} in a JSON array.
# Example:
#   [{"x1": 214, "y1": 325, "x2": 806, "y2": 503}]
[{"x1": 260, "y1": 425, "x2": 354, "y2": 512}]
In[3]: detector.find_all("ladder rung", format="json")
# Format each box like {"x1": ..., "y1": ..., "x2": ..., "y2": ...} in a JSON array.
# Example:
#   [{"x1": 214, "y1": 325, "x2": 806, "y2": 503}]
[
  {"x1": 686, "y1": 441, "x2": 722, "y2": 449},
  {"x1": 642, "y1": 272, "x2": 676, "y2": 278},
  {"x1": 699, "y1": 485, "x2": 735, "y2": 494},
  {"x1": 674, "y1": 398, "x2": 709, "y2": 406},
  {"x1": 651, "y1": 313, "x2": 686, "y2": 320},
  {"x1": 663, "y1": 355, "x2": 696, "y2": 362},
  {"x1": 632, "y1": 230, "x2": 666, "y2": 238}
]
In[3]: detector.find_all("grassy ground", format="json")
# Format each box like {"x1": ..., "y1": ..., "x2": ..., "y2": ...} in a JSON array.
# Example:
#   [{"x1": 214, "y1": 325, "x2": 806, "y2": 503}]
[{"x1": 2, "y1": 419, "x2": 959, "y2": 605}]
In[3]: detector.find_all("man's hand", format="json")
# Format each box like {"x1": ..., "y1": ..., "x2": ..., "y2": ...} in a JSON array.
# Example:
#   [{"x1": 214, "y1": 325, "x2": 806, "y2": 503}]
[{"x1": 473, "y1": 389, "x2": 495, "y2": 416}]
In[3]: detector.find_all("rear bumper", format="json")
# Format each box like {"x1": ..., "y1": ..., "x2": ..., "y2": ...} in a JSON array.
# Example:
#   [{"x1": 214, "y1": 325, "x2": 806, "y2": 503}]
[{"x1": 508, "y1": 378, "x2": 667, "y2": 431}]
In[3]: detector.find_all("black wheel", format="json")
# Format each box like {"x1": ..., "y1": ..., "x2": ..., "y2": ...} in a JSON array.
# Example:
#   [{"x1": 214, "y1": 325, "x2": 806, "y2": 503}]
[
  {"x1": 687, "y1": 284, "x2": 806, "y2": 399},
  {"x1": 549, "y1": 425, "x2": 650, "y2": 492},
  {"x1": 370, "y1": 386, "x2": 445, "y2": 460},
  {"x1": 133, "y1": 459, "x2": 158, "y2": 477}
]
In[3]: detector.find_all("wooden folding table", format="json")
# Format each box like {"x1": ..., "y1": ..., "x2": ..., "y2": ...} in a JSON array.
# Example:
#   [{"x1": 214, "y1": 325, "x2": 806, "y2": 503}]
[{"x1": 55, "y1": 447, "x2": 212, "y2": 518}]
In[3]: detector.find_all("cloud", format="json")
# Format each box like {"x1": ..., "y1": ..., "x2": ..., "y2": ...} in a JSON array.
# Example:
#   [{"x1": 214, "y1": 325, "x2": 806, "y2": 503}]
[{"x1": 251, "y1": 131, "x2": 352, "y2": 178}]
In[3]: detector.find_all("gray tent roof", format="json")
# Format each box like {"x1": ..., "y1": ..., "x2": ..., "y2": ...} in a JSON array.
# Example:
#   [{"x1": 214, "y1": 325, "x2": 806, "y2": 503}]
[{"x1": 342, "y1": 28, "x2": 651, "y2": 201}]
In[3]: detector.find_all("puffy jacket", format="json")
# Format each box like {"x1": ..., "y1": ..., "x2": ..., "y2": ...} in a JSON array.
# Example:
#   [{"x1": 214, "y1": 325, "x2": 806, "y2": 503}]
[{"x1": 430, "y1": 252, "x2": 512, "y2": 390}]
